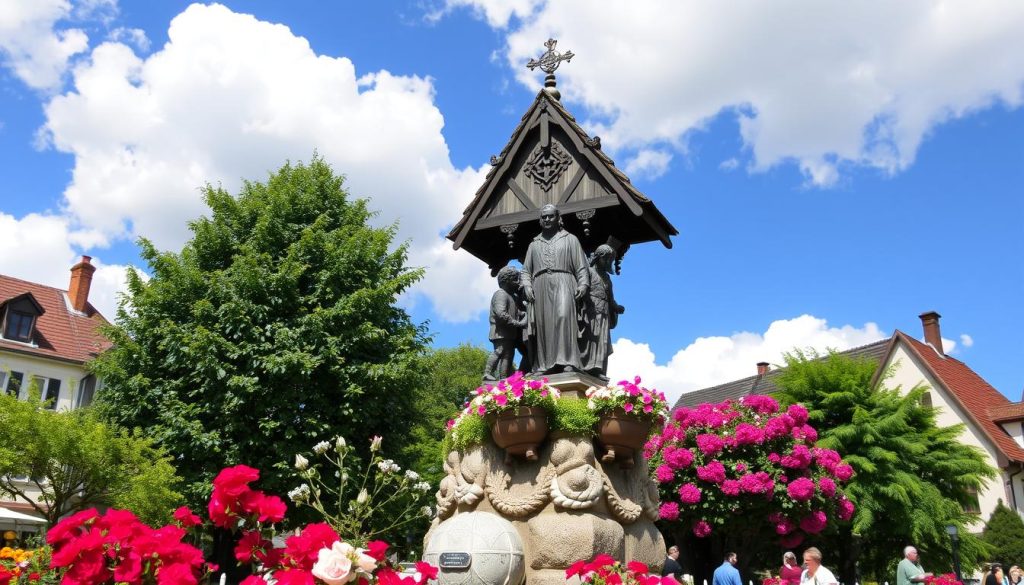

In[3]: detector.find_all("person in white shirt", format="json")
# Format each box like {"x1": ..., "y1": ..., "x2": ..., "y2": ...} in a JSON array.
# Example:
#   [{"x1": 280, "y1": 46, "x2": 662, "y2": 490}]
[{"x1": 801, "y1": 547, "x2": 839, "y2": 585}]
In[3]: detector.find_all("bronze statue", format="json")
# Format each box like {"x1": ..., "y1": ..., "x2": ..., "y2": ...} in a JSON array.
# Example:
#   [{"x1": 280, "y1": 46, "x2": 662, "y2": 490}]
[
  {"x1": 521, "y1": 204, "x2": 590, "y2": 374},
  {"x1": 483, "y1": 266, "x2": 527, "y2": 380},
  {"x1": 580, "y1": 245, "x2": 624, "y2": 379}
]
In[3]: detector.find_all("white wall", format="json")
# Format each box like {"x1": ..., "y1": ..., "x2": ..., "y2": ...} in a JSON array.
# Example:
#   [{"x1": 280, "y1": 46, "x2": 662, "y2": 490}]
[
  {"x1": 0, "y1": 350, "x2": 91, "y2": 411},
  {"x1": 881, "y1": 341, "x2": 1006, "y2": 532}
]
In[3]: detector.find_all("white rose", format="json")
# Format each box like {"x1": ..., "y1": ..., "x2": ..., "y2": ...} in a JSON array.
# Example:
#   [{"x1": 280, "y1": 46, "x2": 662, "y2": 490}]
[
  {"x1": 295, "y1": 454, "x2": 309, "y2": 470},
  {"x1": 312, "y1": 542, "x2": 356, "y2": 585},
  {"x1": 354, "y1": 549, "x2": 378, "y2": 573}
]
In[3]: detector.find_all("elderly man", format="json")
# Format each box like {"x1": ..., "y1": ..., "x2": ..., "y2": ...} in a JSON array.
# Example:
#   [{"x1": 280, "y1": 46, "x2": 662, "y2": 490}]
[
  {"x1": 896, "y1": 546, "x2": 933, "y2": 585},
  {"x1": 713, "y1": 553, "x2": 741, "y2": 585},
  {"x1": 520, "y1": 204, "x2": 589, "y2": 374}
]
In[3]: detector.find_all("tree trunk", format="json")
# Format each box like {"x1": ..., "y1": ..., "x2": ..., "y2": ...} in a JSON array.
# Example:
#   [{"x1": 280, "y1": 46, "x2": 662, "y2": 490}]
[{"x1": 212, "y1": 527, "x2": 252, "y2": 585}]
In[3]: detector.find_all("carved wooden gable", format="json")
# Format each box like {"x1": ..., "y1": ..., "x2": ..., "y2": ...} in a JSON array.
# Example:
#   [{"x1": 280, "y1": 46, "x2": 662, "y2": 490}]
[{"x1": 448, "y1": 91, "x2": 677, "y2": 273}]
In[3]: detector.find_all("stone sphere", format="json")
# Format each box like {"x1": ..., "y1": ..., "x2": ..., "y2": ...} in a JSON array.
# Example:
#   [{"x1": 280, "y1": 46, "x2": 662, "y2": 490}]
[{"x1": 424, "y1": 512, "x2": 525, "y2": 585}]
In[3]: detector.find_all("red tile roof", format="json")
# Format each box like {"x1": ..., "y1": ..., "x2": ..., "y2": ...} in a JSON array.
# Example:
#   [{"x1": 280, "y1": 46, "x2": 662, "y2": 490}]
[
  {"x1": 0, "y1": 274, "x2": 110, "y2": 365},
  {"x1": 988, "y1": 403, "x2": 1024, "y2": 423},
  {"x1": 896, "y1": 331, "x2": 1024, "y2": 464}
]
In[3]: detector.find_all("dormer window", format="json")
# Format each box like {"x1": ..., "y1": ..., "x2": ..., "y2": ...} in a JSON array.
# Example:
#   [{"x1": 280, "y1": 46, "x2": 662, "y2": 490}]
[
  {"x1": 4, "y1": 311, "x2": 34, "y2": 342},
  {"x1": 0, "y1": 293, "x2": 45, "y2": 344}
]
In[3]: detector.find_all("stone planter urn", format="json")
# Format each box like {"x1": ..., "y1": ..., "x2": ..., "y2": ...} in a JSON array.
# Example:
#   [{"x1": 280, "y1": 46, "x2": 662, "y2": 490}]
[
  {"x1": 595, "y1": 409, "x2": 652, "y2": 468},
  {"x1": 490, "y1": 406, "x2": 548, "y2": 462}
]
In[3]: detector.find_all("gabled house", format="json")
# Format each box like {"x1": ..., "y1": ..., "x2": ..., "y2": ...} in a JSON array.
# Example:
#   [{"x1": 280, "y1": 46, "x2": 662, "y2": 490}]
[
  {"x1": 674, "y1": 311, "x2": 1023, "y2": 529},
  {"x1": 0, "y1": 256, "x2": 111, "y2": 532}
]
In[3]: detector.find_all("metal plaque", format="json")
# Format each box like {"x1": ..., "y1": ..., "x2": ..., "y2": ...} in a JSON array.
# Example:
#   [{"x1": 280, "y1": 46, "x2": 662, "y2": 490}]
[{"x1": 438, "y1": 552, "x2": 472, "y2": 570}]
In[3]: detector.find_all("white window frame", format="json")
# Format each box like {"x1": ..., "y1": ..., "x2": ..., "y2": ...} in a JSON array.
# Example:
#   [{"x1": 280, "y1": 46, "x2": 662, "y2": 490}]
[{"x1": 29, "y1": 375, "x2": 62, "y2": 409}]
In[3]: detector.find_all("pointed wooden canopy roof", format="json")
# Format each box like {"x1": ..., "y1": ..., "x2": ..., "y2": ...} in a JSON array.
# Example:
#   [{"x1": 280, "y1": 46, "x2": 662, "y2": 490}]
[{"x1": 447, "y1": 87, "x2": 677, "y2": 274}]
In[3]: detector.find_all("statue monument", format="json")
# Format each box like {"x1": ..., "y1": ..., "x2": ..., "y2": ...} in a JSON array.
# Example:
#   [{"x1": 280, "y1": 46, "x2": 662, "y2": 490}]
[{"x1": 428, "y1": 39, "x2": 678, "y2": 585}]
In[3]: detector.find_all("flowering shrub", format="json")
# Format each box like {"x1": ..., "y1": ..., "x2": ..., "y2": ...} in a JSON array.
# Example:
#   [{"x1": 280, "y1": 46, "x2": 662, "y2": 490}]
[
  {"x1": 586, "y1": 377, "x2": 669, "y2": 424},
  {"x1": 566, "y1": 555, "x2": 677, "y2": 585},
  {"x1": 45, "y1": 508, "x2": 213, "y2": 585},
  {"x1": 444, "y1": 372, "x2": 558, "y2": 450},
  {"x1": 289, "y1": 435, "x2": 434, "y2": 546},
  {"x1": 924, "y1": 575, "x2": 963, "y2": 585},
  {"x1": 649, "y1": 396, "x2": 854, "y2": 545},
  {"x1": 762, "y1": 578, "x2": 785, "y2": 585},
  {"x1": 0, "y1": 546, "x2": 57, "y2": 584}
]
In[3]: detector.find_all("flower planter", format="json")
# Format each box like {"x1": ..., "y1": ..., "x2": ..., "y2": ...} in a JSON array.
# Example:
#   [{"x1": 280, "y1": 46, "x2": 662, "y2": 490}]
[
  {"x1": 490, "y1": 407, "x2": 548, "y2": 462},
  {"x1": 596, "y1": 409, "x2": 652, "y2": 468}
]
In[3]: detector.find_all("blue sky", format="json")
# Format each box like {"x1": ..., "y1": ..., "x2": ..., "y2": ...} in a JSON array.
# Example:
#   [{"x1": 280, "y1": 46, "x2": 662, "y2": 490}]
[{"x1": 0, "y1": 0, "x2": 1021, "y2": 403}]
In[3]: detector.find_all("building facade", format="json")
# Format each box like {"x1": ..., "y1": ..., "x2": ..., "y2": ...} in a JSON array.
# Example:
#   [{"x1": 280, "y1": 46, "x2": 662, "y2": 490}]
[{"x1": 0, "y1": 256, "x2": 110, "y2": 534}]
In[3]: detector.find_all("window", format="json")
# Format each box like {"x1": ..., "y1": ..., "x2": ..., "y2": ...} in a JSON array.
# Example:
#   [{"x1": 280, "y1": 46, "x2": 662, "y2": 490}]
[
  {"x1": 31, "y1": 376, "x2": 61, "y2": 409},
  {"x1": 3, "y1": 371, "x2": 23, "y2": 397},
  {"x1": 963, "y1": 486, "x2": 981, "y2": 515},
  {"x1": 920, "y1": 391, "x2": 933, "y2": 409},
  {"x1": 3, "y1": 311, "x2": 34, "y2": 342},
  {"x1": 76, "y1": 375, "x2": 97, "y2": 408}
]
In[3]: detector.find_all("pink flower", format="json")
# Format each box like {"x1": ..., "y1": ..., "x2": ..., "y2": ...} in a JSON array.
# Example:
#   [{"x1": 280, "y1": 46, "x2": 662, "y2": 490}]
[
  {"x1": 740, "y1": 395, "x2": 779, "y2": 414},
  {"x1": 786, "y1": 477, "x2": 815, "y2": 501},
  {"x1": 817, "y1": 477, "x2": 836, "y2": 497},
  {"x1": 800, "y1": 511, "x2": 828, "y2": 534},
  {"x1": 787, "y1": 404, "x2": 809, "y2": 425},
  {"x1": 779, "y1": 532, "x2": 804, "y2": 548},
  {"x1": 774, "y1": 517, "x2": 796, "y2": 535},
  {"x1": 659, "y1": 502, "x2": 680, "y2": 521},
  {"x1": 735, "y1": 463, "x2": 746, "y2": 473},
  {"x1": 833, "y1": 464, "x2": 854, "y2": 481},
  {"x1": 696, "y1": 434, "x2": 726, "y2": 456},
  {"x1": 678, "y1": 483, "x2": 702, "y2": 504},
  {"x1": 837, "y1": 497, "x2": 855, "y2": 521},
  {"x1": 655, "y1": 465, "x2": 675, "y2": 483},
  {"x1": 733, "y1": 423, "x2": 764, "y2": 445},
  {"x1": 739, "y1": 472, "x2": 773, "y2": 495},
  {"x1": 792, "y1": 425, "x2": 818, "y2": 442},
  {"x1": 664, "y1": 446, "x2": 694, "y2": 469},
  {"x1": 696, "y1": 461, "x2": 726, "y2": 484},
  {"x1": 692, "y1": 520, "x2": 712, "y2": 538},
  {"x1": 312, "y1": 541, "x2": 355, "y2": 585},
  {"x1": 624, "y1": 403, "x2": 635, "y2": 413},
  {"x1": 495, "y1": 394, "x2": 508, "y2": 406},
  {"x1": 720, "y1": 480, "x2": 741, "y2": 496},
  {"x1": 767, "y1": 452, "x2": 781, "y2": 464},
  {"x1": 781, "y1": 445, "x2": 812, "y2": 469}
]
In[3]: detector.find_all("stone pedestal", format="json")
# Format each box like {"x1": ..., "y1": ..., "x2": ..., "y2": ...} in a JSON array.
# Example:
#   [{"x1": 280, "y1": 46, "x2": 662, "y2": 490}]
[{"x1": 427, "y1": 375, "x2": 664, "y2": 585}]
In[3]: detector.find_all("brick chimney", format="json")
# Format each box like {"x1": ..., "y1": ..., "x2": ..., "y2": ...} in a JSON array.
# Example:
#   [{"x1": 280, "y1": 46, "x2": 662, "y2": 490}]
[
  {"x1": 756, "y1": 362, "x2": 770, "y2": 377},
  {"x1": 69, "y1": 256, "x2": 96, "y2": 313},
  {"x1": 919, "y1": 311, "x2": 943, "y2": 356}
]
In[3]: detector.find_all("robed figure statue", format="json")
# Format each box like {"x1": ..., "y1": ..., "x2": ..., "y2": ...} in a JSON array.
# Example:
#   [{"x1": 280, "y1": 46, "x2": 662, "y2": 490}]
[
  {"x1": 521, "y1": 204, "x2": 589, "y2": 374},
  {"x1": 580, "y1": 244, "x2": 624, "y2": 379}
]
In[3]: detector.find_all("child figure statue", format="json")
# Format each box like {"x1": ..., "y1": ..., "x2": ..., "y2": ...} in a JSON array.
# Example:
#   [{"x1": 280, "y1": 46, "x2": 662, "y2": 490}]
[
  {"x1": 580, "y1": 245, "x2": 625, "y2": 380},
  {"x1": 483, "y1": 266, "x2": 527, "y2": 380}
]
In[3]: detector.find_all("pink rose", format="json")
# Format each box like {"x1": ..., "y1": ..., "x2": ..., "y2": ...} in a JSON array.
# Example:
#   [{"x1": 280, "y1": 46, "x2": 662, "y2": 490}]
[
  {"x1": 655, "y1": 465, "x2": 675, "y2": 483},
  {"x1": 659, "y1": 502, "x2": 680, "y2": 521},
  {"x1": 678, "y1": 483, "x2": 702, "y2": 504},
  {"x1": 693, "y1": 520, "x2": 712, "y2": 538},
  {"x1": 312, "y1": 542, "x2": 355, "y2": 585}
]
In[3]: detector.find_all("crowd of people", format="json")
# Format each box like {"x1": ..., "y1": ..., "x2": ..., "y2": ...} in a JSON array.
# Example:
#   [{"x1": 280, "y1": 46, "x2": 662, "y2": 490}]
[{"x1": 659, "y1": 542, "x2": 1022, "y2": 585}]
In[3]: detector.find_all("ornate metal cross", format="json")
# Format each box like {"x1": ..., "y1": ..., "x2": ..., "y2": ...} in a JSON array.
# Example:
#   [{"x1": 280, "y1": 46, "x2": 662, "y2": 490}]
[{"x1": 526, "y1": 39, "x2": 574, "y2": 74}]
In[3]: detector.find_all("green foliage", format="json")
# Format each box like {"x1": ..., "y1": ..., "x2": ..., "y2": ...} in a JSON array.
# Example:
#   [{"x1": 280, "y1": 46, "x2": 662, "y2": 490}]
[
  {"x1": 448, "y1": 413, "x2": 489, "y2": 452},
  {"x1": 774, "y1": 349, "x2": 997, "y2": 582},
  {"x1": 982, "y1": 500, "x2": 1024, "y2": 568},
  {"x1": 91, "y1": 156, "x2": 430, "y2": 511},
  {"x1": 404, "y1": 344, "x2": 488, "y2": 483},
  {"x1": 0, "y1": 390, "x2": 182, "y2": 527},
  {"x1": 550, "y1": 398, "x2": 598, "y2": 436}
]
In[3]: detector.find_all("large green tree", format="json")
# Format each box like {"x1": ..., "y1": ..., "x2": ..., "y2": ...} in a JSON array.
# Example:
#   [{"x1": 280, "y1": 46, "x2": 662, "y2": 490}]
[
  {"x1": 0, "y1": 390, "x2": 181, "y2": 527},
  {"x1": 404, "y1": 343, "x2": 488, "y2": 483},
  {"x1": 92, "y1": 156, "x2": 430, "y2": 509},
  {"x1": 982, "y1": 501, "x2": 1024, "y2": 569},
  {"x1": 774, "y1": 350, "x2": 996, "y2": 583}
]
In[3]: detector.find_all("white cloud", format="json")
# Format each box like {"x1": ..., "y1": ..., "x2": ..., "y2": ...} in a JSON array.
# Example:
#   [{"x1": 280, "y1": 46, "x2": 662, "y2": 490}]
[
  {"x1": 623, "y1": 148, "x2": 672, "y2": 181},
  {"x1": 107, "y1": 27, "x2": 149, "y2": 52},
  {"x1": 434, "y1": 0, "x2": 544, "y2": 28},
  {"x1": 37, "y1": 3, "x2": 492, "y2": 322},
  {"x1": 0, "y1": 0, "x2": 89, "y2": 90},
  {"x1": 453, "y1": 0, "x2": 1024, "y2": 186},
  {"x1": 0, "y1": 211, "x2": 135, "y2": 320},
  {"x1": 960, "y1": 333, "x2": 974, "y2": 348},
  {"x1": 607, "y1": 314, "x2": 888, "y2": 405}
]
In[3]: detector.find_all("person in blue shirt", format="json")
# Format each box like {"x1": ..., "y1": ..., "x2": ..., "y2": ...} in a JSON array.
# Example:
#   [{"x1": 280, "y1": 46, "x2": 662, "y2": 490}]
[{"x1": 713, "y1": 552, "x2": 742, "y2": 585}]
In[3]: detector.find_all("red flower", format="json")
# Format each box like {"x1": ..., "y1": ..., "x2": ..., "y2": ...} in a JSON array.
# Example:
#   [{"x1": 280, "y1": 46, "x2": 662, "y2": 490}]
[
  {"x1": 566, "y1": 560, "x2": 588, "y2": 578},
  {"x1": 46, "y1": 508, "x2": 99, "y2": 548},
  {"x1": 415, "y1": 561, "x2": 439, "y2": 582},
  {"x1": 156, "y1": 562, "x2": 198, "y2": 585},
  {"x1": 213, "y1": 465, "x2": 260, "y2": 497},
  {"x1": 627, "y1": 561, "x2": 650, "y2": 574},
  {"x1": 235, "y1": 530, "x2": 272, "y2": 563},
  {"x1": 283, "y1": 523, "x2": 340, "y2": 570},
  {"x1": 173, "y1": 506, "x2": 203, "y2": 528},
  {"x1": 241, "y1": 577, "x2": 268, "y2": 585},
  {"x1": 241, "y1": 492, "x2": 287, "y2": 524},
  {"x1": 365, "y1": 540, "x2": 389, "y2": 561}
]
